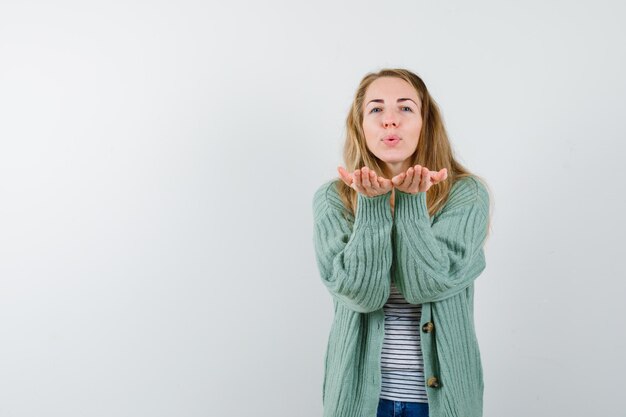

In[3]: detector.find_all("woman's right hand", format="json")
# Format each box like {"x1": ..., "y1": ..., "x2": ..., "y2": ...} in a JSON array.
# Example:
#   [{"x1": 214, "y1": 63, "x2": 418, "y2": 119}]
[{"x1": 337, "y1": 166, "x2": 393, "y2": 197}]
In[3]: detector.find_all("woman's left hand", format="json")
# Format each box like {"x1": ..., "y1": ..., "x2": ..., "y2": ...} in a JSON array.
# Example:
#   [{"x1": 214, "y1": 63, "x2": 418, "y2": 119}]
[{"x1": 391, "y1": 165, "x2": 448, "y2": 194}]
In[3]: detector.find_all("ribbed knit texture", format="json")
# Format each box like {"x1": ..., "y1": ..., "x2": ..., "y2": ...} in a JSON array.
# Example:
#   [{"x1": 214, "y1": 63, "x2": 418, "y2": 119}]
[{"x1": 312, "y1": 176, "x2": 489, "y2": 417}]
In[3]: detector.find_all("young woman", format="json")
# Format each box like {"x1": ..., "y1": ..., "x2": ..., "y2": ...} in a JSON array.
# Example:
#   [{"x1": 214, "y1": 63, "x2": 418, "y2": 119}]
[{"x1": 312, "y1": 68, "x2": 492, "y2": 417}]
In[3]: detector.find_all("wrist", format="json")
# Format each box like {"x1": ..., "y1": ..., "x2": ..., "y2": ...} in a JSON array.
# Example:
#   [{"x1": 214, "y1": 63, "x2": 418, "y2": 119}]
[{"x1": 393, "y1": 189, "x2": 430, "y2": 220}]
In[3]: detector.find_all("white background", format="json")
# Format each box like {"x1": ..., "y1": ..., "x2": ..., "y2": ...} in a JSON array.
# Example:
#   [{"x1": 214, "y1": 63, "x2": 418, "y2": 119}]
[{"x1": 1, "y1": 1, "x2": 625, "y2": 416}]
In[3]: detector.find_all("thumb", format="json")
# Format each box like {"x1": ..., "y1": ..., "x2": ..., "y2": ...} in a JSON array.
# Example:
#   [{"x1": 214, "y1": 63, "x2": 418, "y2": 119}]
[
  {"x1": 337, "y1": 166, "x2": 353, "y2": 186},
  {"x1": 391, "y1": 174, "x2": 403, "y2": 185}
]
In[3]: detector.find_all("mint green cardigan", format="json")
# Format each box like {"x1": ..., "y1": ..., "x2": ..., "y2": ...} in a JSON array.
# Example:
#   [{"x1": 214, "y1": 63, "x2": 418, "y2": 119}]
[{"x1": 312, "y1": 176, "x2": 490, "y2": 417}]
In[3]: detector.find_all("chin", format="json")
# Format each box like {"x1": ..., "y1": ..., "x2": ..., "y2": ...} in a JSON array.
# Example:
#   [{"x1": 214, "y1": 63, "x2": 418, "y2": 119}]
[{"x1": 380, "y1": 156, "x2": 409, "y2": 164}]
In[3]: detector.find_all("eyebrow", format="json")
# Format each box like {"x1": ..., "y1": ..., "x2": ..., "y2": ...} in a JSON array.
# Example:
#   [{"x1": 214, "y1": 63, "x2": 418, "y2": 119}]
[{"x1": 366, "y1": 98, "x2": 419, "y2": 107}]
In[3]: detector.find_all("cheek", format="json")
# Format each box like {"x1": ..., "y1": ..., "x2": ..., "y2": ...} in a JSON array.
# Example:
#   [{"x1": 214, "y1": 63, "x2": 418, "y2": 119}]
[
  {"x1": 411, "y1": 119, "x2": 423, "y2": 135},
  {"x1": 362, "y1": 120, "x2": 377, "y2": 138}
]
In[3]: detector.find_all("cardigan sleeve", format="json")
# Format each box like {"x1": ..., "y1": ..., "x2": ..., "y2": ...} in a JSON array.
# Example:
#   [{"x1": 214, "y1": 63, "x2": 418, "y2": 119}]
[
  {"x1": 392, "y1": 178, "x2": 489, "y2": 304},
  {"x1": 312, "y1": 181, "x2": 393, "y2": 313}
]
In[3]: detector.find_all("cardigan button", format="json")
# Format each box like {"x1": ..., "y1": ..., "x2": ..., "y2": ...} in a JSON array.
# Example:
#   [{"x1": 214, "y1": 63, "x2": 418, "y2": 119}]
[
  {"x1": 422, "y1": 321, "x2": 434, "y2": 333},
  {"x1": 427, "y1": 376, "x2": 440, "y2": 388}
]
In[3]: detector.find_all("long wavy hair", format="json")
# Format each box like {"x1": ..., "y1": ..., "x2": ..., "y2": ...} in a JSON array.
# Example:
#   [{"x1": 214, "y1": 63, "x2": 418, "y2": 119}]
[{"x1": 336, "y1": 68, "x2": 492, "y2": 236}]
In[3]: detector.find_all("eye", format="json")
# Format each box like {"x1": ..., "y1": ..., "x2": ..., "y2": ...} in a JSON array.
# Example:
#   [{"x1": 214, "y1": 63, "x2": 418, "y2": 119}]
[{"x1": 369, "y1": 106, "x2": 414, "y2": 113}]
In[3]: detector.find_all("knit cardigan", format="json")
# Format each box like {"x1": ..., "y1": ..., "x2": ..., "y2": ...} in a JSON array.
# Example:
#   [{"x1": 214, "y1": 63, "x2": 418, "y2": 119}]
[{"x1": 312, "y1": 176, "x2": 490, "y2": 417}]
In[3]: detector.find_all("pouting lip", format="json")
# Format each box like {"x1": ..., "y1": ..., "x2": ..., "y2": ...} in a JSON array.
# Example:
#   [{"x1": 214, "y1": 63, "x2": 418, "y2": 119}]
[{"x1": 382, "y1": 134, "x2": 401, "y2": 141}]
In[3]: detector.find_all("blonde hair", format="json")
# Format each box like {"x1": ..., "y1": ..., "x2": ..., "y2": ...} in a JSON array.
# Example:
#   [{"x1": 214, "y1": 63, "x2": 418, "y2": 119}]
[{"x1": 336, "y1": 68, "x2": 492, "y2": 236}]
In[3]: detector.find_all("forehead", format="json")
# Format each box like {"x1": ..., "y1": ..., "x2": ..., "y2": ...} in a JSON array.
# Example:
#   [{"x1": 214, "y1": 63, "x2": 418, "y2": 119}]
[{"x1": 364, "y1": 77, "x2": 419, "y2": 101}]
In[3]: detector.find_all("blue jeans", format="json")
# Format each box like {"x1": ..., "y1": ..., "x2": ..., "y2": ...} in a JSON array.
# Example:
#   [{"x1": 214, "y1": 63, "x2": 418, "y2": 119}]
[{"x1": 377, "y1": 398, "x2": 429, "y2": 417}]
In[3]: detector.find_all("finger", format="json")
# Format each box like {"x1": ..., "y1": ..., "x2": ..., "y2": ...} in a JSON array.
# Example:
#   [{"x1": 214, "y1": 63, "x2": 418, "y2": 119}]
[
  {"x1": 391, "y1": 172, "x2": 405, "y2": 186},
  {"x1": 431, "y1": 168, "x2": 447, "y2": 183},
  {"x1": 380, "y1": 177, "x2": 393, "y2": 190},
  {"x1": 408, "y1": 166, "x2": 420, "y2": 190},
  {"x1": 421, "y1": 166, "x2": 431, "y2": 191},
  {"x1": 397, "y1": 168, "x2": 411, "y2": 188},
  {"x1": 401, "y1": 169, "x2": 413, "y2": 189},
  {"x1": 337, "y1": 166, "x2": 353, "y2": 186},
  {"x1": 369, "y1": 170, "x2": 381, "y2": 192},
  {"x1": 353, "y1": 170, "x2": 362, "y2": 191},
  {"x1": 376, "y1": 173, "x2": 390, "y2": 190},
  {"x1": 361, "y1": 167, "x2": 371, "y2": 190},
  {"x1": 410, "y1": 165, "x2": 424, "y2": 192}
]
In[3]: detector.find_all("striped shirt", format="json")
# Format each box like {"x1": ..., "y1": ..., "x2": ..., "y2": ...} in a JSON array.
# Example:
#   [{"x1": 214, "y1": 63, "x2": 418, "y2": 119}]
[{"x1": 380, "y1": 281, "x2": 428, "y2": 403}]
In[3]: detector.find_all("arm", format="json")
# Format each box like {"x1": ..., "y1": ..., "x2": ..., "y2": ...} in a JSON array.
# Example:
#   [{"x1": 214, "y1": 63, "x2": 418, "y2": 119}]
[
  {"x1": 392, "y1": 178, "x2": 489, "y2": 304},
  {"x1": 312, "y1": 182, "x2": 393, "y2": 313}
]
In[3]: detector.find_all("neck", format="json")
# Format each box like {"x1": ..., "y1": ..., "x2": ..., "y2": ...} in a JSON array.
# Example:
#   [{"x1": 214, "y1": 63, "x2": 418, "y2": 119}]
[{"x1": 383, "y1": 160, "x2": 412, "y2": 179}]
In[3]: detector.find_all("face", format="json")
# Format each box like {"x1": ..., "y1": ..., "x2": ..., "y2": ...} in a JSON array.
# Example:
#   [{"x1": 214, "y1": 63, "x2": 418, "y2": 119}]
[{"x1": 362, "y1": 76, "x2": 422, "y2": 178}]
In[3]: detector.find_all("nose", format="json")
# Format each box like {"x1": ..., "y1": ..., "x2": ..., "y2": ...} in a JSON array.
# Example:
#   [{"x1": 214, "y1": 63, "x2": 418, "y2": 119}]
[{"x1": 383, "y1": 117, "x2": 397, "y2": 128}]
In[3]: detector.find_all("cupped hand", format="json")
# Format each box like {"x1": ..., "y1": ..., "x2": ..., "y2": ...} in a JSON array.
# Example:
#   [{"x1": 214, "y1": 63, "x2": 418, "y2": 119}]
[
  {"x1": 337, "y1": 166, "x2": 394, "y2": 197},
  {"x1": 391, "y1": 165, "x2": 448, "y2": 194}
]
